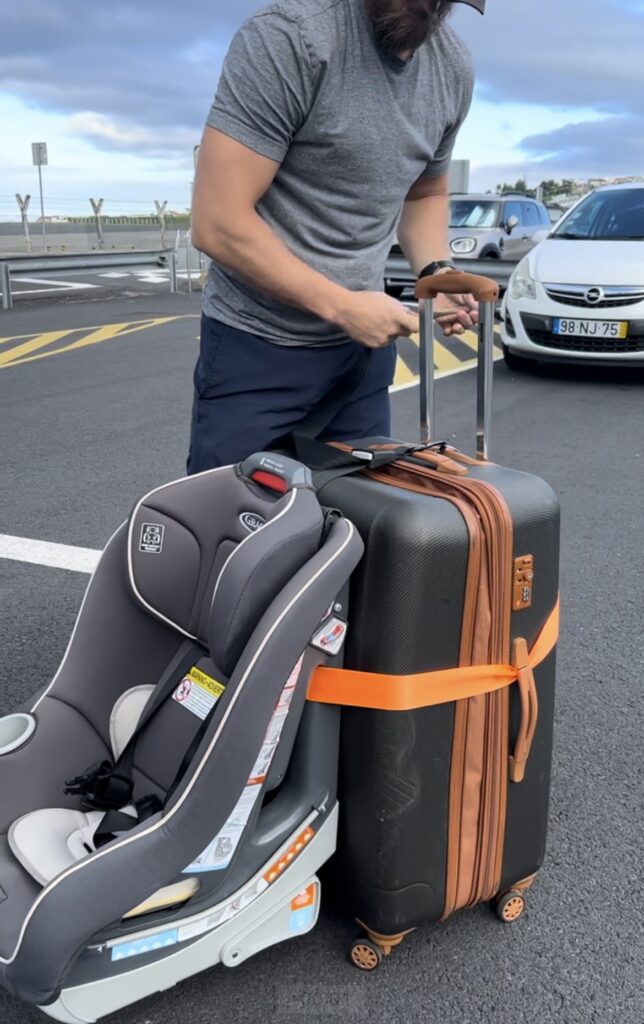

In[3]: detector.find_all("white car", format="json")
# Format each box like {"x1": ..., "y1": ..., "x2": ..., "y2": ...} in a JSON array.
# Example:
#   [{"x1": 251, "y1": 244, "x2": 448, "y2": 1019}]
[{"x1": 501, "y1": 183, "x2": 644, "y2": 368}]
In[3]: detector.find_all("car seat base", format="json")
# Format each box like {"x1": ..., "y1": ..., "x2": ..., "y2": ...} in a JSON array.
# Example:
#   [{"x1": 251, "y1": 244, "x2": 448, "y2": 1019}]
[{"x1": 39, "y1": 806, "x2": 337, "y2": 1023}]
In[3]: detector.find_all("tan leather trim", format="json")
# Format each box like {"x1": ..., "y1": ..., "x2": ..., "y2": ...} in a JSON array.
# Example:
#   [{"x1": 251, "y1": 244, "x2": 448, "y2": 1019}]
[
  {"x1": 391, "y1": 462, "x2": 513, "y2": 911},
  {"x1": 346, "y1": 454, "x2": 516, "y2": 918},
  {"x1": 366, "y1": 463, "x2": 485, "y2": 921},
  {"x1": 419, "y1": 446, "x2": 494, "y2": 468}
]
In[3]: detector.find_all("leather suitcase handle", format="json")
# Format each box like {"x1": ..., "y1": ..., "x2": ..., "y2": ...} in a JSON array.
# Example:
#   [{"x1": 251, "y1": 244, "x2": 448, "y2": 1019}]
[{"x1": 416, "y1": 270, "x2": 500, "y2": 303}]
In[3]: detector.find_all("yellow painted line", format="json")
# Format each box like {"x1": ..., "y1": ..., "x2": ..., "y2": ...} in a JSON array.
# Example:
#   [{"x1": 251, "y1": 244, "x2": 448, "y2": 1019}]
[
  {"x1": 394, "y1": 356, "x2": 417, "y2": 387},
  {"x1": 0, "y1": 334, "x2": 38, "y2": 346},
  {"x1": 433, "y1": 340, "x2": 464, "y2": 372},
  {"x1": 0, "y1": 316, "x2": 191, "y2": 369},
  {"x1": 0, "y1": 330, "x2": 76, "y2": 368},
  {"x1": 456, "y1": 329, "x2": 479, "y2": 354},
  {"x1": 458, "y1": 329, "x2": 504, "y2": 354},
  {"x1": 389, "y1": 350, "x2": 505, "y2": 393}
]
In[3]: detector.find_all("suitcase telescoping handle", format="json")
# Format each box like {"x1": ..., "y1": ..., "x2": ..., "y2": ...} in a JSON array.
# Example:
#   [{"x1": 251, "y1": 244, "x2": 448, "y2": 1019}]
[{"x1": 415, "y1": 270, "x2": 500, "y2": 460}]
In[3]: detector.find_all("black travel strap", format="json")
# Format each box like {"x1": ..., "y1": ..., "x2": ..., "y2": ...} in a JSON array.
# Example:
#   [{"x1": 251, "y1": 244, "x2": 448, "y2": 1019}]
[
  {"x1": 290, "y1": 435, "x2": 422, "y2": 490},
  {"x1": 64, "y1": 639, "x2": 206, "y2": 812},
  {"x1": 94, "y1": 664, "x2": 231, "y2": 847}
]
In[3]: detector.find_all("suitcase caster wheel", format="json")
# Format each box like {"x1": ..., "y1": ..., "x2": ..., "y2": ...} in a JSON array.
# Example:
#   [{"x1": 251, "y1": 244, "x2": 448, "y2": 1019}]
[
  {"x1": 496, "y1": 890, "x2": 526, "y2": 923},
  {"x1": 349, "y1": 939, "x2": 382, "y2": 972}
]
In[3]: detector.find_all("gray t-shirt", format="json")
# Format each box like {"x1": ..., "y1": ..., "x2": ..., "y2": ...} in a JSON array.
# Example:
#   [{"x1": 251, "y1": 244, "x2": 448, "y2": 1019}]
[{"x1": 204, "y1": 0, "x2": 474, "y2": 345}]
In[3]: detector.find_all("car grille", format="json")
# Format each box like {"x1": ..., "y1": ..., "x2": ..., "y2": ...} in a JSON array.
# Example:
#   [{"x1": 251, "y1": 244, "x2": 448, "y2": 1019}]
[
  {"x1": 521, "y1": 314, "x2": 644, "y2": 353},
  {"x1": 544, "y1": 284, "x2": 644, "y2": 309}
]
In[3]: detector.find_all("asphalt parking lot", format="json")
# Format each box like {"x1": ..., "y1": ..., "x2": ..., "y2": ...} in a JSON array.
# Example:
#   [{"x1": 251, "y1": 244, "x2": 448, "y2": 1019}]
[{"x1": 0, "y1": 288, "x2": 643, "y2": 1024}]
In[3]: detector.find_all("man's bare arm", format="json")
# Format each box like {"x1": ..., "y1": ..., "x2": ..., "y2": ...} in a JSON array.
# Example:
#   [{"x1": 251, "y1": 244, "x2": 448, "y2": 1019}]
[
  {"x1": 397, "y1": 173, "x2": 478, "y2": 336},
  {"x1": 397, "y1": 173, "x2": 451, "y2": 274},
  {"x1": 191, "y1": 127, "x2": 418, "y2": 347}
]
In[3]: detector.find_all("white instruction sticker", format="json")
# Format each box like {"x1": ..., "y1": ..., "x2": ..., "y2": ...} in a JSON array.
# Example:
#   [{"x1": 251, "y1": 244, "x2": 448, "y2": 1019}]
[
  {"x1": 182, "y1": 654, "x2": 305, "y2": 873},
  {"x1": 172, "y1": 666, "x2": 225, "y2": 721},
  {"x1": 247, "y1": 654, "x2": 303, "y2": 784},
  {"x1": 183, "y1": 784, "x2": 262, "y2": 873}
]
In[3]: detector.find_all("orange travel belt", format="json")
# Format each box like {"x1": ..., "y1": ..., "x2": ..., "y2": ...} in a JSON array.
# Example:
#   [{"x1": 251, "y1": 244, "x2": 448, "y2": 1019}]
[{"x1": 308, "y1": 600, "x2": 559, "y2": 713}]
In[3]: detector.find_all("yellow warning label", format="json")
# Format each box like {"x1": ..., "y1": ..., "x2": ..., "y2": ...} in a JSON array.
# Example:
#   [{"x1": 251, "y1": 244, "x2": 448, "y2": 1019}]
[
  {"x1": 188, "y1": 666, "x2": 225, "y2": 699},
  {"x1": 173, "y1": 667, "x2": 226, "y2": 720}
]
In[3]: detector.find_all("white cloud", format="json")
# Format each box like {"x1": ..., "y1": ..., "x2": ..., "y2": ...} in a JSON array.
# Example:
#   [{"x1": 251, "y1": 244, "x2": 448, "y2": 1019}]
[
  {"x1": 67, "y1": 112, "x2": 153, "y2": 147},
  {"x1": 1, "y1": 0, "x2": 642, "y2": 205}
]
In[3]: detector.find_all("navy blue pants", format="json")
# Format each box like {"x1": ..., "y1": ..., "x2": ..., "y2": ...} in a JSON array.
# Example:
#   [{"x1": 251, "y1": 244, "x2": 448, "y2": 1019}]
[{"x1": 187, "y1": 316, "x2": 397, "y2": 474}]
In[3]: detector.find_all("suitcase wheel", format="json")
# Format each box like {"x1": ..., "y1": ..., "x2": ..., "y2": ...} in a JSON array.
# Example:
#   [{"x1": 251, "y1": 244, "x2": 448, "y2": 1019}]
[
  {"x1": 495, "y1": 890, "x2": 526, "y2": 923},
  {"x1": 349, "y1": 939, "x2": 383, "y2": 972}
]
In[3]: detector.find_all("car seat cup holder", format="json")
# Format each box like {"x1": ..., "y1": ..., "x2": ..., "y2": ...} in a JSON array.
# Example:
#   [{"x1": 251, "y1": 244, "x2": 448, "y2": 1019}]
[
  {"x1": 0, "y1": 712, "x2": 36, "y2": 755},
  {"x1": 239, "y1": 452, "x2": 315, "y2": 494}
]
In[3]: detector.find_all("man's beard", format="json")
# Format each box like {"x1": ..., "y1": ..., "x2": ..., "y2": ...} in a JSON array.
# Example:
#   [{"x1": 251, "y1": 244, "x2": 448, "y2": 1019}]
[{"x1": 364, "y1": 0, "x2": 453, "y2": 57}]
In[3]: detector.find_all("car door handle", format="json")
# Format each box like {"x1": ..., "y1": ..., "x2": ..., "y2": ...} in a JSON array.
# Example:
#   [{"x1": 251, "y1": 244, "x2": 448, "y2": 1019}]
[{"x1": 521, "y1": 235, "x2": 530, "y2": 240}]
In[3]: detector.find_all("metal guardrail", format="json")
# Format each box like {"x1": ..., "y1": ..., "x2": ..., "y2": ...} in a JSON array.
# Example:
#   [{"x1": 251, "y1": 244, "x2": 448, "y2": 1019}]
[
  {"x1": 0, "y1": 245, "x2": 516, "y2": 312},
  {"x1": 0, "y1": 248, "x2": 179, "y2": 311},
  {"x1": 385, "y1": 252, "x2": 517, "y2": 293}
]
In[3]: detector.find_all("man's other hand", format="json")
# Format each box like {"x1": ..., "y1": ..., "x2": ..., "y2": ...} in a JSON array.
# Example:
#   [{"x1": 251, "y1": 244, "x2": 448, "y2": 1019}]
[{"x1": 434, "y1": 292, "x2": 479, "y2": 336}]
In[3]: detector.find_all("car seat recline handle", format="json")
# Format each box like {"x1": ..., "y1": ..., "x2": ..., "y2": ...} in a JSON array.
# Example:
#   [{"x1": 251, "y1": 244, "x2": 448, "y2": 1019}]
[{"x1": 240, "y1": 452, "x2": 314, "y2": 494}]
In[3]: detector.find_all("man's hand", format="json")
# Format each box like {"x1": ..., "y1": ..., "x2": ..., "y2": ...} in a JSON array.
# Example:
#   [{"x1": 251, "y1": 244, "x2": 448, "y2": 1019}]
[
  {"x1": 434, "y1": 291, "x2": 479, "y2": 336},
  {"x1": 333, "y1": 291, "x2": 419, "y2": 348}
]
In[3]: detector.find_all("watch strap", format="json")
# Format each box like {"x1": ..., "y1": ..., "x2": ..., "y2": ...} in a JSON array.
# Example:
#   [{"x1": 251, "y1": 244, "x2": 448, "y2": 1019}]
[{"x1": 418, "y1": 260, "x2": 457, "y2": 280}]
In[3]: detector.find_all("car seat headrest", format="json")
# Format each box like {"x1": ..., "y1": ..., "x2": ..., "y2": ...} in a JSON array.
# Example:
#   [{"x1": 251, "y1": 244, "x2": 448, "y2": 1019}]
[{"x1": 127, "y1": 459, "x2": 323, "y2": 674}]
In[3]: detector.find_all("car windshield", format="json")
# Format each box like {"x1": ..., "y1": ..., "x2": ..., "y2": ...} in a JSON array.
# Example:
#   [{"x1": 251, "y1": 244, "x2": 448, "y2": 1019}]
[
  {"x1": 450, "y1": 200, "x2": 500, "y2": 229},
  {"x1": 552, "y1": 189, "x2": 644, "y2": 240}
]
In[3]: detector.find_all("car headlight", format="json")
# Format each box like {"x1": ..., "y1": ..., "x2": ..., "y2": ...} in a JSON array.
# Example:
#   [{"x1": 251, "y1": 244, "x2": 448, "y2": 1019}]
[
  {"x1": 510, "y1": 258, "x2": 537, "y2": 300},
  {"x1": 450, "y1": 237, "x2": 477, "y2": 255}
]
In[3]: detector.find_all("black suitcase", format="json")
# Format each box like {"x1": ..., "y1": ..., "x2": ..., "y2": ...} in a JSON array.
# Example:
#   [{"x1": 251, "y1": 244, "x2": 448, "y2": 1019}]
[{"x1": 308, "y1": 270, "x2": 561, "y2": 966}]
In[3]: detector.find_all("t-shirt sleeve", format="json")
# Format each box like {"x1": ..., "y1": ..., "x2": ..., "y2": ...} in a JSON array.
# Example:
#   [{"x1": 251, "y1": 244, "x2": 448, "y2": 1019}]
[
  {"x1": 424, "y1": 61, "x2": 475, "y2": 179},
  {"x1": 207, "y1": 13, "x2": 317, "y2": 163}
]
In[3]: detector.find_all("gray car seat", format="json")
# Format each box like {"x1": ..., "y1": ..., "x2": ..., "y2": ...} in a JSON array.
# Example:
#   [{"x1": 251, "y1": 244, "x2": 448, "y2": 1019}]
[{"x1": 0, "y1": 453, "x2": 363, "y2": 1022}]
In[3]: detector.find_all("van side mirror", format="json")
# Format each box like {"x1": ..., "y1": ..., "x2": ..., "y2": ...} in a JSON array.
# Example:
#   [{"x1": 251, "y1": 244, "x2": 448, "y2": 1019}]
[{"x1": 505, "y1": 215, "x2": 519, "y2": 234}]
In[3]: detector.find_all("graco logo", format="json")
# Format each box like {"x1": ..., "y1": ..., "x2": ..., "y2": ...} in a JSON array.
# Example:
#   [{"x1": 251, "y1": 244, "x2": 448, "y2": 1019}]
[
  {"x1": 240, "y1": 512, "x2": 266, "y2": 534},
  {"x1": 139, "y1": 523, "x2": 165, "y2": 554}
]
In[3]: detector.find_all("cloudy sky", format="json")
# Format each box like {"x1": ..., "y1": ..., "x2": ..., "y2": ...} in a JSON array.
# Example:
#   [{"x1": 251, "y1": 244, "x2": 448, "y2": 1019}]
[{"x1": 1, "y1": 0, "x2": 642, "y2": 218}]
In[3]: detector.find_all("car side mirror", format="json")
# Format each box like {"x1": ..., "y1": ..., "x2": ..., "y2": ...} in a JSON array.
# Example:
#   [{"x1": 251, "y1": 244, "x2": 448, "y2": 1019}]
[
  {"x1": 531, "y1": 229, "x2": 550, "y2": 244},
  {"x1": 505, "y1": 215, "x2": 519, "y2": 234}
]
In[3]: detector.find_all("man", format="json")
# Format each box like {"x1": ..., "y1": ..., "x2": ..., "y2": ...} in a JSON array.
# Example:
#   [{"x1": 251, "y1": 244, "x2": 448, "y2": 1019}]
[{"x1": 189, "y1": 0, "x2": 484, "y2": 473}]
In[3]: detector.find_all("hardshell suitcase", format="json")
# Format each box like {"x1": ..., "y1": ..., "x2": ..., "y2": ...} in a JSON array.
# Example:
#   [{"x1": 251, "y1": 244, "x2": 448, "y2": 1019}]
[{"x1": 309, "y1": 271, "x2": 561, "y2": 961}]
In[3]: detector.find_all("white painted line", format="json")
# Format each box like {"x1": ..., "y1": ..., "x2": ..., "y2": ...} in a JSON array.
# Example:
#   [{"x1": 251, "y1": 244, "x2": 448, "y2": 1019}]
[
  {"x1": 11, "y1": 277, "x2": 99, "y2": 296},
  {"x1": 0, "y1": 535, "x2": 99, "y2": 574},
  {"x1": 99, "y1": 272, "x2": 130, "y2": 279}
]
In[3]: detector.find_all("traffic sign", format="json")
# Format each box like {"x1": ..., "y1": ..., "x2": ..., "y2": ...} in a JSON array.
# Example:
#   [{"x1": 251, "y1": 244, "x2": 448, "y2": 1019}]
[{"x1": 32, "y1": 142, "x2": 48, "y2": 167}]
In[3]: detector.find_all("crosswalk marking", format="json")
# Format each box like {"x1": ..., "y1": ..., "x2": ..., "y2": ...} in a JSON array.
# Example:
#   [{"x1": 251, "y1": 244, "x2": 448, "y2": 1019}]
[
  {"x1": 0, "y1": 316, "x2": 194, "y2": 369},
  {"x1": 393, "y1": 328, "x2": 503, "y2": 387},
  {"x1": 0, "y1": 330, "x2": 75, "y2": 368}
]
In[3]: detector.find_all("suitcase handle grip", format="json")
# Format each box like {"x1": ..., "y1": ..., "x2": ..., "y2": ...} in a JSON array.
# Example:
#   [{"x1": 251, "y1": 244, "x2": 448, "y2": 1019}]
[
  {"x1": 416, "y1": 270, "x2": 499, "y2": 303},
  {"x1": 416, "y1": 272, "x2": 498, "y2": 458}
]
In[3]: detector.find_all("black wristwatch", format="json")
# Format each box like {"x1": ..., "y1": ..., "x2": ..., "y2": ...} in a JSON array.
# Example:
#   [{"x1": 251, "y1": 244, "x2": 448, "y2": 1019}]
[{"x1": 418, "y1": 260, "x2": 457, "y2": 280}]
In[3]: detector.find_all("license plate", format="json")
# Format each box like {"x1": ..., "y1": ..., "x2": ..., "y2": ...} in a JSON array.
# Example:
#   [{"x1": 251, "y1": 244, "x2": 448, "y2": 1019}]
[{"x1": 553, "y1": 318, "x2": 628, "y2": 339}]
